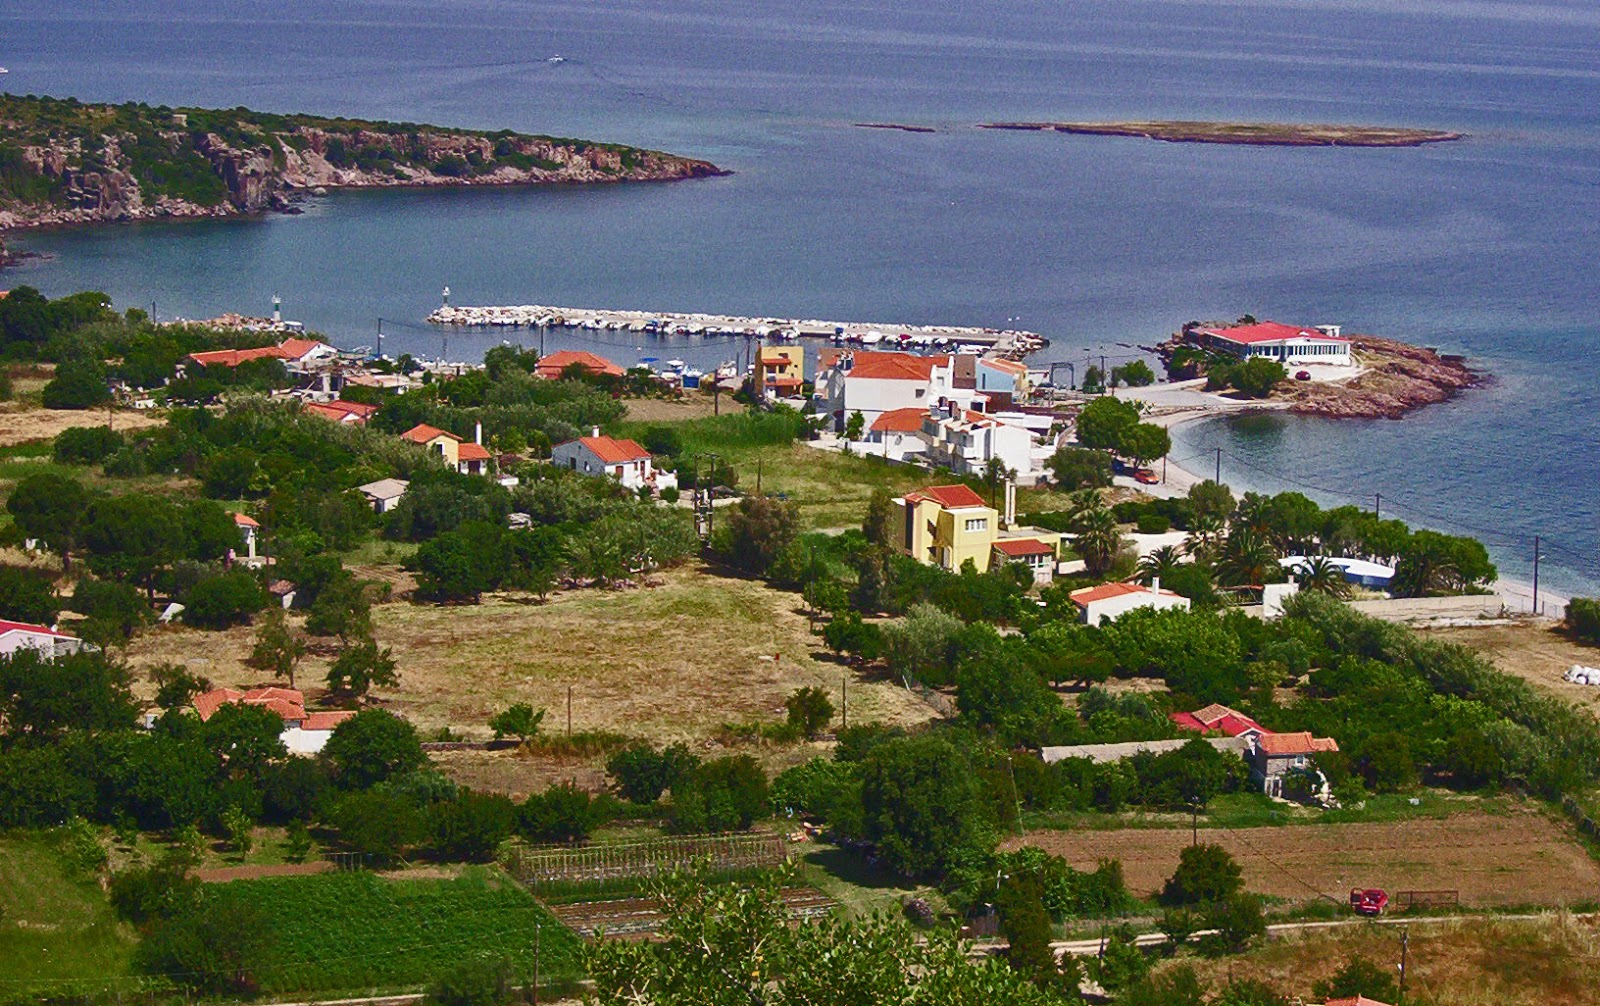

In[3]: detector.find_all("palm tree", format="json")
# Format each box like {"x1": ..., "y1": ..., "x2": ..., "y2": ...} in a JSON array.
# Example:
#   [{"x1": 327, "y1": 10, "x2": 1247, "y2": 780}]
[
  {"x1": 1136, "y1": 545, "x2": 1183, "y2": 585},
  {"x1": 1217, "y1": 528, "x2": 1279, "y2": 587},
  {"x1": 1294, "y1": 555, "x2": 1351, "y2": 598},
  {"x1": 1073, "y1": 507, "x2": 1124, "y2": 578},
  {"x1": 1234, "y1": 492, "x2": 1274, "y2": 535},
  {"x1": 1185, "y1": 511, "x2": 1225, "y2": 564}
]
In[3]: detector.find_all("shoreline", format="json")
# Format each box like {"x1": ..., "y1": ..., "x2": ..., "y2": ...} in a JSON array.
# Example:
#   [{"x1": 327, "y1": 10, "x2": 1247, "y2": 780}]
[
  {"x1": 1127, "y1": 406, "x2": 1572, "y2": 618},
  {"x1": 979, "y1": 120, "x2": 1464, "y2": 148}
]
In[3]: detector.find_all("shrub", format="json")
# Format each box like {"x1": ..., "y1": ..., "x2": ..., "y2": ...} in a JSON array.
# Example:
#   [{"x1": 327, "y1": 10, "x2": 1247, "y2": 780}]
[
  {"x1": 784, "y1": 686, "x2": 834, "y2": 739},
  {"x1": 1135, "y1": 514, "x2": 1170, "y2": 535},
  {"x1": 0, "y1": 564, "x2": 57, "y2": 624},
  {"x1": 520, "y1": 782, "x2": 597, "y2": 843},
  {"x1": 430, "y1": 791, "x2": 518, "y2": 862},
  {"x1": 1161, "y1": 843, "x2": 1242, "y2": 906},
  {"x1": 323, "y1": 709, "x2": 426, "y2": 789},
  {"x1": 425, "y1": 953, "x2": 519, "y2": 1006},
  {"x1": 488, "y1": 703, "x2": 545, "y2": 743},
  {"x1": 606, "y1": 743, "x2": 697, "y2": 805},
  {"x1": 1566, "y1": 597, "x2": 1600, "y2": 645},
  {"x1": 53, "y1": 425, "x2": 125, "y2": 465},
  {"x1": 771, "y1": 757, "x2": 858, "y2": 821},
  {"x1": 669, "y1": 755, "x2": 769, "y2": 833},
  {"x1": 180, "y1": 569, "x2": 266, "y2": 629}
]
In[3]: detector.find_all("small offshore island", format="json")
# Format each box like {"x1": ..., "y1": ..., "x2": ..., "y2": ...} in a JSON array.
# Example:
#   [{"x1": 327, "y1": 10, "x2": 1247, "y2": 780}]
[
  {"x1": 0, "y1": 93, "x2": 725, "y2": 258},
  {"x1": 979, "y1": 119, "x2": 1465, "y2": 147}
]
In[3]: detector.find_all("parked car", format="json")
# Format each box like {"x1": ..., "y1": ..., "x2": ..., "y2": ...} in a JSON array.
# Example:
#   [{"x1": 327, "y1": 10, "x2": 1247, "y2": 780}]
[
  {"x1": 1133, "y1": 469, "x2": 1159, "y2": 485},
  {"x1": 1350, "y1": 888, "x2": 1389, "y2": 916},
  {"x1": 1294, "y1": 370, "x2": 1312, "y2": 381}
]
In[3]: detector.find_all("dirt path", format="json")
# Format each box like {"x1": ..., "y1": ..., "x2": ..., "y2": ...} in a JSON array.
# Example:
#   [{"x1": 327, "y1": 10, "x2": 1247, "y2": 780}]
[{"x1": 1005, "y1": 809, "x2": 1600, "y2": 907}]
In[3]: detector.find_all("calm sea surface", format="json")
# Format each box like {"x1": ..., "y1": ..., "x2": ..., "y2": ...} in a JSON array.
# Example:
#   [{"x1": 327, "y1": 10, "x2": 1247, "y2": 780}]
[{"x1": 2, "y1": 0, "x2": 1597, "y2": 591}]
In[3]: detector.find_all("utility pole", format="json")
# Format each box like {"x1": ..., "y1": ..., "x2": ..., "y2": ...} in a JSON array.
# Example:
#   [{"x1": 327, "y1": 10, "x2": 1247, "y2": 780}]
[
  {"x1": 1375, "y1": 492, "x2": 1381, "y2": 520},
  {"x1": 566, "y1": 685, "x2": 572, "y2": 739},
  {"x1": 1102, "y1": 354, "x2": 1110, "y2": 395},
  {"x1": 1162, "y1": 455, "x2": 1167, "y2": 484},
  {"x1": 376, "y1": 318, "x2": 384, "y2": 359},
  {"x1": 1190, "y1": 798, "x2": 1199, "y2": 846},
  {"x1": 1533, "y1": 535, "x2": 1541, "y2": 616},
  {"x1": 1399, "y1": 926, "x2": 1408, "y2": 1001},
  {"x1": 1214, "y1": 447, "x2": 1222, "y2": 485},
  {"x1": 841, "y1": 673, "x2": 847, "y2": 730},
  {"x1": 757, "y1": 456, "x2": 762, "y2": 494}
]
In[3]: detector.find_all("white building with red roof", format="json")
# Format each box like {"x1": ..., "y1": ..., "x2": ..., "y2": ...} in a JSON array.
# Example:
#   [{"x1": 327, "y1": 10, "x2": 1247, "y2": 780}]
[
  {"x1": 1193, "y1": 321, "x2": 1352, "y2": 367},
  {"x1": 192, "y1": 686, "x2": 357, "y2": 755},
  {"x1": 860, "y1": 407, "x2": 931, "y2": 462},
  {"x1": 534, "y1": 350, "x2": 625, "y2": 381},
  {"x1": 184, "y1": 337, "x2": 337, "y2": 372},
  {"x1": 1069, "y1": 579, "x2": 1191, "y2": 625},
  {"x1": 551, "y1": 428, "x2": 677, "y2": 493},
  {"x1": 815, "y1": 350, "x2": 973, "y2": 432},
  {"x1": 0, "y1": 620, "x2": 89, "y2": 660},
  {"x1": 303, "y1": 399, "x2": 379, "y2": 425}
]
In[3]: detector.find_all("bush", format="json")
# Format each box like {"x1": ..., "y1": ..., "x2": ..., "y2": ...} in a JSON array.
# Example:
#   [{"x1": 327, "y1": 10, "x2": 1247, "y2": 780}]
[
  {"x1": 488, "y1": 703, "x2": 545, "y2": 743},
  {"x1": 1566, "y1": 597, "x2": 1600, "y2": 645},
  {"x1": 1135, "y1": 514, "x2": 1170, "y2": 535},
  {"x1": 430, "y1": 790, "x2": 518, "y2": 862},
  {"x1": 327, "y1": 790, "x2": 424, "y2": 860},
  {"x1": 669, "y1": 755, "x2": 769, "y2": 833},
  {"x1": 0, "y1": 564, "x2": 57, "y2": 624},
  {"x1": 606, "y1": 743, "x2": 697, "y2": 805},
  {"x1": 1161, "y1": 843, "x2": 1243, "y2": 906},
  {"x1": 859, "y1": 735, "x2": 990, "y2": 878},
  {"x1": 41, "y1": 358, "x2": 111, "y2": 409},
  {"x1": 771, "y1": 757, "x2": 858, "y2": 823},
  {"x1": 520, "y1": 782, "x2": 597, "y2": 843},
  {"x1": 784, "y1": 686, "x2": 834, "y2": 739},
  {"x1": 53, "y1": 425, "x2": 125, "y2": 465},
  {"x1": 323, "y1": 709, "x2": 426, "y2": 789},
  {"x1": 425, "y1": 953, "x2": 520, "y2": 1006},
  {"x1": 180, "y1": 569, "x2": 266, "y2": 629}
]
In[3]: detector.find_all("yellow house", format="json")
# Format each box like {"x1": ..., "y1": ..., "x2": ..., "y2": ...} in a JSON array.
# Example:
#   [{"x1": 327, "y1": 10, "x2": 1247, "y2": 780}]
[
  {"x1": 400, "y1": 422, "x2": 460, "y2": 468},
  {"x1": 757, "y1": 345, "x2": 804, "y2": 397},
  {"x1": 891, "y1": 484, "x2": 1061, "y2": 578}
]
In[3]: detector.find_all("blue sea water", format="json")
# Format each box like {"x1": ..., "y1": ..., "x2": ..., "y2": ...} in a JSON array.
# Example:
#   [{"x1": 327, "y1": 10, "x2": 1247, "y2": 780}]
[{"x1": 1, "y1": 0, "x2": 1597, "y2": 592}]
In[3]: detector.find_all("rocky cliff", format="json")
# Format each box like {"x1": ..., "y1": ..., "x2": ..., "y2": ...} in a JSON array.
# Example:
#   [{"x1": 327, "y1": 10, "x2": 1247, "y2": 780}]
[
  {"x1": 1279, "y1": 336, "x2": 1483, "y2": 419},
  {"x1": 0, "y1": 94, "x2": 725, "y2": 232}
]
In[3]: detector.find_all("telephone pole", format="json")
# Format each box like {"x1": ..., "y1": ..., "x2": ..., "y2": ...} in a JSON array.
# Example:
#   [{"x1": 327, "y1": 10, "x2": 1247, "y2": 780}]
[
  {"x1": 1399, "y1": 926, "x2": 1409, "y2": 1000},
  {"x1": 1532, "y1": 536, "x2": 1541, "y2": 615},
  {"x1": 1214, "y1": 447, "x2": 1222, "y2": 485},
  {"x1": 1375, "y1": 492, "x2": 1381, "y2": 520}
]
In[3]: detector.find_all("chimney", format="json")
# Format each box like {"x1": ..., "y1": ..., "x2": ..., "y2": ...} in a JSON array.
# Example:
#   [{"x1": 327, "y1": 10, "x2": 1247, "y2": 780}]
[
  {"x1": 1003, "y1": 478, "x2": 1016, "y2": 527},
  {"x1": 474, "y1": 421, "x2": 483, "y2": 445},
  {"x1": 591, "y1": 426, "x2": 600, "y2": 438},
  {"x1": 1151, "y1": 576, "x2": 1161, "y2": 594}
]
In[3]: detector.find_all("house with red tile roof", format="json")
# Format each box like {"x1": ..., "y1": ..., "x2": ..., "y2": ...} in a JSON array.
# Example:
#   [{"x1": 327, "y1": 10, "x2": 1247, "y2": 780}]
[
  {"x1": 1170, "y1": 703, "x2": 1269, "y2": 738},
  {"x1": 815, "y1": 350, "x2": 979, "y2": 433},
  {"x1": 1069, "y1": 579, "x2": 1191, "y2": 626},
  {"x1": 551, "y1": 428, "x2": 677, "y2": 493},
  {"x1": 399, "y1": 422, "x2": 496, "y2": 477},
  {"x1": 861, "y1": 407, "x2": 931, "y2": 462},
  {"x1": 0, "y1": 619, "x2": 88, "y2": 660},
  {"x1": 1193, "y1": 320, "x2": 1352, "y2": 367},
  {"x1": 1322, "y1": 997, "x2": 1394, "y2": 1006},
  {"x1": 303, "y1": 399, "x2": 379, "y2": 425},
  {"x1": 535, "y1": 350, "x2": 625, "y2": 381},
  {"x1": 890, "y1": 484, "x2": 1059, "y2": 576},
  {"x1": 184, "y1": 337, "x2": 337, "y2": 371},
  {"x1": 191, "y1": 686, "x2": 357, "y2": 755}
]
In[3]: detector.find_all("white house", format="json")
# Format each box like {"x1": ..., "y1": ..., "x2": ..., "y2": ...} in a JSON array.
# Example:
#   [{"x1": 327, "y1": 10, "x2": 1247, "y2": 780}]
[
  {"x1": 358, "y1": 478, "x2": 410, "y2": 514},
  {"x1": 0, "y1": 620, "x2": 89, "y2": 660},
  {"x1": 1069, "y1": 580, "x2": 1191, "y2": 626},
  {"x1": 817, "y1": 350, "x2": 960, "y2": 432},
  {"x1": 921, "y1": 406, "x2": 1039, "y2": 483},
  {"x1": 551, "y1": 430, "x2": 677, "y2": 493},
  {"x1": 861, "y1": 407, "x2": 931, "y2": 462},
  {"x1": 193, "y1": 687, "x2": 355, "y2": 756},
  {"x1": 1193, "y1": 321, "x2": 1352, "y2": 367},
  {"x1": 231, "y1": 512, "x2": 263, "y2": 567}
]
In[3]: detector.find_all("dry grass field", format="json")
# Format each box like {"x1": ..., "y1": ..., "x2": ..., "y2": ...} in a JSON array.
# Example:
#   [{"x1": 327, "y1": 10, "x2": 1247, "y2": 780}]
[
  {"x1": 1168, "y1": 914, "x2": 1600, "y2": 1006},
  {"x1": 1005, "y1": 805, "x2": 1600, "y2": 908},
  {"x1": 622, "y1": 395, "x2": 722, "y2": 422},
  {"x1": 0, "y1": 402, "x2": 167, "y2": 447},
  {"x1": 1426, "y1": 621, "x2": 1600, "y2": 719},
  {"x1": 123, "y1": 564, "x2": 937, "y2": 794}
]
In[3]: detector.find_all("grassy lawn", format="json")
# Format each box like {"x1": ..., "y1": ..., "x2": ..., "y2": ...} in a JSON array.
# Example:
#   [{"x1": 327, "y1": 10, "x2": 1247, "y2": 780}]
[
  {"x1": 203, "y1": 867, "x2": 584, "y2": 996},
  {"x1": 0, "y1": 832, "x2": 137, "y2": 997},
  {"x1": 795, "y1": 840, "x2": 951, "y2": 920}
]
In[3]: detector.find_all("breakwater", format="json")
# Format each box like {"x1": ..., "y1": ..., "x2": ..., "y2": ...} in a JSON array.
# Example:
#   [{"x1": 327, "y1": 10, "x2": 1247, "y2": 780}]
[{"x1": 426, "y1": 303, "x2": 1047, "y2": 357}]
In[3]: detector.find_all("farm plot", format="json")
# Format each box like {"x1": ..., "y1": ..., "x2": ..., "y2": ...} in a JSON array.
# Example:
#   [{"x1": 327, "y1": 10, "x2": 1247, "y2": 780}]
[
  {"x1": 1005, "y1": 808, "x2": 1600, "y2": 908},
  {"x1": 203, "y1": 867, "x2": 583, "y2": 995},
  {"x1": 550, "y1": 887, "x2": 836, "y2": 938}
]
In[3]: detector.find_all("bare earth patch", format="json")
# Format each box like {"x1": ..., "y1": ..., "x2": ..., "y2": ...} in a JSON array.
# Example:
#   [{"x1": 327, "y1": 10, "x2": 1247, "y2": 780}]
[
  {"x1": 0, "y1": 405, "x2": 167, "y2": 447},
  {"x1": 1424, "y1": 621, "x2": 1600, "y2": 719},
  {"x1": 622, "y1": 395, "x2": 722, "y2": 422},
  {"x1": 1005, "y1": 807, "x2": 1600, "y2": 907}
]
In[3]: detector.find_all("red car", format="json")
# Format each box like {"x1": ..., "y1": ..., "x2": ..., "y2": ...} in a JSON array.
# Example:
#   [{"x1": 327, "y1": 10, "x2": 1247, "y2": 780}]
[
  {"x1": 1294, "y1": 370, "x2": 1312, "y2": 381},
  {"x1": 1133, "y1": 470, "x2": 1159, "y2": 485},
  {"x1": 1350, "y1": 888, "x2": 1389, "y2": 916}
]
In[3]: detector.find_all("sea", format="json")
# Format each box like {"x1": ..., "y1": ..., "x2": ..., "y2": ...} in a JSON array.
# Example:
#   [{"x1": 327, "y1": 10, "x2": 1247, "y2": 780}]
[{"x1": 1, "y1": 0, "x2": 1597, "y2": 594}]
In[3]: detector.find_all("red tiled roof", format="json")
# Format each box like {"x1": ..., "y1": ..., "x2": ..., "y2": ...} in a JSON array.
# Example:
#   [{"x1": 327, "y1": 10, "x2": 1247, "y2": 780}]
[
  {"x1": 871, "y1": 407, "x2": 928, "y2": 433},
  {"x1": 232, "y1": 512, "x2": 260, "y2": 528},
  {"x1": 0, "y1": 619, "x2": 76, "y2": 640},
  {"x1": 1257, "y1": 731, "x2": 1340, "y2": 756},
  {"x1": 1068, "y1": 581, "x2": 1182, "y2": 607},
  {"x1": 456, "y1": 442, "x2": 492, "y2": 462},
  {"x1": 1325, "y1": 997, "x2": 1395, "y2": 1006},
  {"x1": 186, "y1": 338, "x2": 329, "y2": 369},
  {"x1": 193, "y1": 686, "x2": 308, "y2": 723},
  {"x1": 904, "y1": 484, "x2": 987, "y2": 509},
  {"x1": 1170, "y1": 704, "x2": 1268, "y2": 737},
  {"x1": 847, "y1": 351, "x2": 950, "y2": 381},
  {"x1": 301, "y1": 710, "x2": 357, "y2": 731},
  {"x1": 765, "y1": 375, "x2": 804, "y2": 387},
  {"x1": 401, "y1": 423, "x2": 459, "y2": 445},
  {"x1": 574, "y1": 435, "x2": 651, "y2": 464},
  {"x1": 817, "y1": 348, "x2": 846, "y2": 371},
  {"x1": 992, "y1": 538, "x2": 1057, "y2": 557},
  {"x1": 979, "y1": 357, "x2": 1029, "y2": 375},
  {"x1": 1197, "y1": 321, "x2": 1349, "y2": 346},
  {"x1": 535, "y1": 350, "x2": 624, "y2": 379},
  {"x1": 276, "y1": 337, "x2": 325, "y2": 360},
  {"x1": 304, "y1": 399, "x2": 379, "y2": 423}
]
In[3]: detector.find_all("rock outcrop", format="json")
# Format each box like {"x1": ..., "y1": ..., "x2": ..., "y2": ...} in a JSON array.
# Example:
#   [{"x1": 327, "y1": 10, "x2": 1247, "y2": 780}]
[
  {"x1": 1279, "y1": 336, "x2": 1483, "y2": 419},
  {"x1": 0, "y1": 94, "x2": 726, "y2": 234}
]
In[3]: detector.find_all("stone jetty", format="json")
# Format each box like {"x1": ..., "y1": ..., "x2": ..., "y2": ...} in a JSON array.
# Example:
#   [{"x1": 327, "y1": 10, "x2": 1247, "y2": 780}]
[{"x1": 426, "y1": 303, "x2": 1047, "y2": 359}]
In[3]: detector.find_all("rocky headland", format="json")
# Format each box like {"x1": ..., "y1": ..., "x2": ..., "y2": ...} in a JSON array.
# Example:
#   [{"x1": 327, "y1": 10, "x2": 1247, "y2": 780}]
[
  {"x1": 978, "y1": 120, "x2": 1464, "y2": 148},
  {"x1": 1156, "y1": 330, "x2": 1483, "y2": 420},
  {"x1": 0, "y1": 94, "x2": 725, "y2": 237}
]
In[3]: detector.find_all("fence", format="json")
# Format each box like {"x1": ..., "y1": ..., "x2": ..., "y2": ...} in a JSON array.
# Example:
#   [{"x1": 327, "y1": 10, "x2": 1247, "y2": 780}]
[
  {"x1": 504, "y1": 832, "x2": 789, "y2": 891},
  {"x1": 1393, "y1": 889, "x2": 1460, "y2": 910}
]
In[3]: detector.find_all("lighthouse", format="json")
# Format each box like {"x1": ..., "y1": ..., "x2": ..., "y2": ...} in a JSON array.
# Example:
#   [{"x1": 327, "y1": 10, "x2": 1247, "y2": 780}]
[
  {"x1": 442, "y1": 285, "x2": 451, "y2": 308},
  {"x1": 272, "y1": 294, "x2": 282, "y2": 325}
]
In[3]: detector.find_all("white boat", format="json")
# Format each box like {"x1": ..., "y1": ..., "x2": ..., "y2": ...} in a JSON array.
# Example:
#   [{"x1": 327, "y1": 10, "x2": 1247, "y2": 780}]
[
  {"x1": 665, "y1": 358, "x2": 686, "y2": 370},
  {"x1": 547, "y1": 55, "x2": 566, "y2": 64}
]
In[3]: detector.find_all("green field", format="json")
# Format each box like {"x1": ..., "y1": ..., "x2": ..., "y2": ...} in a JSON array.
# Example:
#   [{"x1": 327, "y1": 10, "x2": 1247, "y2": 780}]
[
  {"x1": 203, "y1": 868, "x2": 584, "y2": 995},
  {"x1": 0, "y1": 833, "x2": 137, "y2": 1000}
]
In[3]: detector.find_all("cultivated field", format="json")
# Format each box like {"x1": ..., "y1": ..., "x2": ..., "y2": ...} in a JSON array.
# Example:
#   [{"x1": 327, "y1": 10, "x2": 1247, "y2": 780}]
[
  {"x1": 1426, "y1": 621, "x2": 1600, "y2": 719},
  {"x1": 1006, "y1": 806, "x2": 1600, "y2": 908},
  {"x1": 1167, "y1": 914, "x2": 1600, "y2": 1006}
]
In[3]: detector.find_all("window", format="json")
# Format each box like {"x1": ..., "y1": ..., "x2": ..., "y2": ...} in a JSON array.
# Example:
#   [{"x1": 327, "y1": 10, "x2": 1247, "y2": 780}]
[{"x1": 964, "y1": 518, "x2": 987, "y2": 532}]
